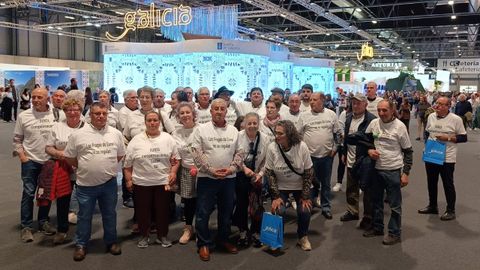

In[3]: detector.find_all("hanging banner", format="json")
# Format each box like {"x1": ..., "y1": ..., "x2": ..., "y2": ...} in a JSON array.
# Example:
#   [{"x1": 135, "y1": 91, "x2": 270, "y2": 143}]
[{"x1": 437, "y1": 58, "x2": 480, "y2": 74}]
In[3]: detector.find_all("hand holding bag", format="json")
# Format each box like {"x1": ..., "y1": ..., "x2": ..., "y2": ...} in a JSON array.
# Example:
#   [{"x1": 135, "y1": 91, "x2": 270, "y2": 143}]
[
  {"x1": 260, "y1": 212, "x2": 284, "y2": 249},
  {"x1": 422, "y1": 139, "x2": 446, "y2": 165}
]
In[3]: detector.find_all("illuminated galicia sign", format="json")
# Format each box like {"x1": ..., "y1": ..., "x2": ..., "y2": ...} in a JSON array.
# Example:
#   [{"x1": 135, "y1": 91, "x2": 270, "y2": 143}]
[{"x1": 106, "y1": 3, "x2": 193, "y2": 41}]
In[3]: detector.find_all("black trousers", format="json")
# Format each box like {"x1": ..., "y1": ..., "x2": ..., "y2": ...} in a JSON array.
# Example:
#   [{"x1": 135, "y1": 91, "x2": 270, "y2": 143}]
[
  {"x1": 425, "y1": 162, "x2": 456, "y2": 212},
  {"x1": 233, "y1": 172, "x2": 252, "y2": 232}
]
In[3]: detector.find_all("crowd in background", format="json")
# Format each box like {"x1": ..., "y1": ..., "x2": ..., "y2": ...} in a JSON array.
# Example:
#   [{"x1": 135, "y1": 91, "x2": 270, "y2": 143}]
[{"x1": 7, "y1": 78, "x2": 471, "y2": 262}]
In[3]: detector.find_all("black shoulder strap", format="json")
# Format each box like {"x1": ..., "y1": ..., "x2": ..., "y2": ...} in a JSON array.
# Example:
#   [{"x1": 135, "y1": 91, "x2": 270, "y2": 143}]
[{"x1": 276, "y1": 143, "x2": 302, "y2": 176}]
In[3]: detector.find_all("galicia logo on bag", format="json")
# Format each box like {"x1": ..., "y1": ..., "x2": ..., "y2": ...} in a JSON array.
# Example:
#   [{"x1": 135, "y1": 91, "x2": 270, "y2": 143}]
[
  {"x1": 429, "y1": 149, "x2": 444, "y2": 154},
  {"x1": 262, "y1": 226, "x2": 277, "y2": 234}
]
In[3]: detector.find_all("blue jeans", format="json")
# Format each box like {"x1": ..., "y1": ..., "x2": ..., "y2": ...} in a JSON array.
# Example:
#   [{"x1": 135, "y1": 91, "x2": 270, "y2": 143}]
[
  {"x1": 20, "y1": 160, "x2": 50, "y2": 228},
  {"x1": 75, "y1": 178, "x2": 118, "y2": 248},
  {"x1": 195, "y1": 177, "x2": 235, "y2": 248},
  {"x1": 372, "y1": 169, "x2": 402, "y2": 237},
  {"x1": 311, "y1": 155, "x2": 333, "y2": 212},
  {"x1": 278, "y1": 191, "x2": 311, "y2": 238}
]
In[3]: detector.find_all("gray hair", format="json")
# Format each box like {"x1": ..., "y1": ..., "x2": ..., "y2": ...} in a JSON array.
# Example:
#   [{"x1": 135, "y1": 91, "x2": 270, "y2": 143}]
[
  {"x1": 66, "y1": 90, "x2": 85, "y2": 109},
  {"x1": 98, "y1": 90, "x2": 110, "y2": 98},
  {"x1": 211, "y1": 98, "x2": 227, "y2": 107},
  {"x1": 137, "y1": 86, "x2": 155, "y2": 98},
  {"x1": 243, "y1": 112, "x2": 260, "y2": 123},
  {"x1": 175, "y1": 101, "x2": 197, "y2": 123},
  {"x1": 154, "y1": 88, "x2": 165, "y2": 96},
  {"x1": 197, "y1": 86, "x2": 210, "y2": 96},
  {"x1": 123, "y1": 89, "x2": 136, "y2": 98}
]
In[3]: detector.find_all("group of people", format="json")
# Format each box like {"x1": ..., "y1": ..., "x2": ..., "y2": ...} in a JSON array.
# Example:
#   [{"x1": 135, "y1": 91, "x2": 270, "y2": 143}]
[
  {"x1": 12, "y1": 81, "x2": 467, "y2": 262},
  {"x1": 1, "y1": 79, "x2": 32, "y2": 122}
]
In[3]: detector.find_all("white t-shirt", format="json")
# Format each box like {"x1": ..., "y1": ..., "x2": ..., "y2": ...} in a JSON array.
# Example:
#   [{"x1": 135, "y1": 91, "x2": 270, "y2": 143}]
[
  {"x1": 46, "y1": 121, "x2": 84, "y2": 151},
  {"x1": 225, "y1": 106, "x2": 238, "y2": 126},
  {"x1": 235, "y1": 101, "x2": 266, "y2": 120},
  {"x1": 300, "y1": 101, "x2": 310, "y2": 112},
  {"x1": 258, "y1": 121, "x2": 276, "y2": 143},
  {"x1": 123, "y1": 109, "x2": 175, "y2": 141},
  {"x1": 366, "y1": 96, "x2": 383, "y2": 117},
  {"x1": 425, "y1": 112, "x2": 466, "y2": 163},
  {"x1": 366, "y1": 118, "x2": 412, "y2": 170},
  {"x1": 124, "y1": 132, "x2": 178, "y2": 186},
  {"x1": 64, "y1": 124, "x2": 125, "y2": 186},
  {"x1": 265, "y1": 141, "x2": 313, "y2": 191},
  {"x1": 14, "y1": 108, "x2": 55, "y2": 163},
  {"x1": 191, "y1": 122, "x2": 241, "y2": 179},
  {"x1": 279, "y1": 104, "x2": 290, "y2": 117},
  {"x1": 172, "y1": 125, "x2": 197, "y2": 167},
  {"x1": 298, "y1": 109, "x2": 341, "y2": 158},
  {"x1": 85, "y1": 106, "x2": 119, "y2": 129},
  {"x1": 347, "y1": 115, "x2": 365, "y2": 168},
  {"x1": 282, "y1": 111, "x2": 301, "y2": 130},
  {"x1": 237, "y1": 130, "x2": 269, "y2": 174},
  {"x1": 118, "y1": 106, "x2": 137, "y2": 131},
  {"x1": 196, "y1": 105, "x2": 211, "y2": 124}
]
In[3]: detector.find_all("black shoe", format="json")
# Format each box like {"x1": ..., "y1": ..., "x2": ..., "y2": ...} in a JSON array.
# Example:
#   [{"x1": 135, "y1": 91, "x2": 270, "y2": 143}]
[
  {"x1": 322, "y1": 211, "x2": 333, "y2": 220},
  {"x1": 382, "y1": 234, "x2": 401, "y2": 245},
  {"x1": 237, "y1": 236, "x2": 249, "y2": 247},
  {"x1": 363, "y1": 229, "x2": 384, "y2": 238},
  {"x1": 340, "y1": 212, "x2": 359, "y2": 222},
  {"x1": 123, "y1": 198, "x2": 134, "y2": 208},
  {"x1": 358, "y1": 217, "x2": 373, "y2": 231},
  {"x1": 440, "y1": 211, "x2": 456, "y2": 221},
  {"x1": 251, "y1": 235, "x2": 262, "y2": 248},
  {"x1": 415, "y1": 137, "x2": 421, "y2": 141},
  {"x1": 418, "y1": 206, "x2": 439, "y2": 214}
]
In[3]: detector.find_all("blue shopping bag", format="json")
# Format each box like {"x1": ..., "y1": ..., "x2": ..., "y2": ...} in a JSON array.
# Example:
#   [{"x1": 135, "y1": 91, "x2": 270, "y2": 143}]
[
  {"x1": 260, "y1": 212, "x2": 283, "y2": 248},
  {"x1": 422, "y1": 139, "x2": 446, "y2": 165}
]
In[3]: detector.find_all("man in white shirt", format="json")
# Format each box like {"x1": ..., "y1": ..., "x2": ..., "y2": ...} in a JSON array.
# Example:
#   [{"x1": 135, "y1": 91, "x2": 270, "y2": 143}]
[
  {"x1": 153, "y1": 89, "x2": 172, "y2": 114},
  {"x1": 233, "y1": 87, "x2": 265, "y2": 120},
  {"x1": 191, "y1": 98, "x2": 244, "y2": 261},
  {"x1": 117, "y1": 89, "x2": 138, "y2": 208},
  {"x1": 118, "y1": 90, "x2": 138, "y2": 131},
  {"x1": 196, "y1": 87, "x2": 211, "y2": 124},
  {"x1": 298, "y1": 92, "x2": 342, "y2": 220},
  {"x1": 300, "y1": 84, "x2": 313, "y2": 112},
  {"x1": 51, "y1": 89, "x2": 66, "y2": 122},
  {"x1": 64, "y1": 102, "x2": 125, "y2": 261},
  {"x1": 283, "y1": 94, "x2": 301, "y2": 128},
  {"x1": 13, "y1": 87, "x2": 56, "y2": 242},
  {"x1": 418, "y1": 96, "x2": 467, "y2": 221},
  {"x1": 364, "y1": 100, "x2": 413, "y2": 245},
  {"x1": 365, "y1": 82, "x2": 383, "y2": 117},
  {"x1": 214, "y1": 86, "x2": 237, "y2": 125}
]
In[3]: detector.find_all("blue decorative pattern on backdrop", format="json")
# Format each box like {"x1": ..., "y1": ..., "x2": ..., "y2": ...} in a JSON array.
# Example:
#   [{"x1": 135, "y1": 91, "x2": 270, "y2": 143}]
[
  {"x1": 268, "y1": 62, "x2": 293, "y2": 89},
  {"x1": 292, "y1": 66, "x2": 335, "y2": 95},
  {"x1": 161, "y1": 5, "x2": 238, "y2": 41}
]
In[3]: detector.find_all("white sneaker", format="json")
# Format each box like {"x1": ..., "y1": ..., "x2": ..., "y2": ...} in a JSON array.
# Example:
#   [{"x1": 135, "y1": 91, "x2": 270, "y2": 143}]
[
  {"x1": 332, "y1": 183, "x2": 342, "y2": 192},
  {"x1": 68, "y1": 212, "x2": 77, "y2": 224},
  {"x1": 297, "y1": 236, "x2": 312, "y2": 251},
  {"x1": 137, "y1": 237, "x2": 149, "y2": 248},
  {"x1": 156, "y1": 237, "x2": 172, "y2": 248},
  {"x1": 291, "y1": 199, "x2": 297, "y2": 210}
]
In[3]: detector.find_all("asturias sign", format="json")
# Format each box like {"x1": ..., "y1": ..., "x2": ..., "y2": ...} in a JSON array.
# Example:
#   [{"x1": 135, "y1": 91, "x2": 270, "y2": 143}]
[{"x1": 106, "y1": 3, "x2": 192, "y2": 41}]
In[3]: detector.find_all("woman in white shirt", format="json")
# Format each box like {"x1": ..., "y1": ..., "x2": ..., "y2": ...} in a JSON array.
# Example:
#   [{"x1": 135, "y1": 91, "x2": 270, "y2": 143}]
[
  {"x1": 172, "y1": 102, "x2": 199, "y2": 244},
  {"x1": 44, "y1": 98, "x2": 85, "y2": 244},
  {"x1": 265, "y1": 120, "x2": 314, "y2": 251},
  {"x1": 124, "y1": 111, "x2": 180, "y2": 249},
  {"x1": 232, "y1": 112, "x2": 268, "y2": 248},
  {"x1": 259, "y1": 99, "x2": 282, "y2": 140}
]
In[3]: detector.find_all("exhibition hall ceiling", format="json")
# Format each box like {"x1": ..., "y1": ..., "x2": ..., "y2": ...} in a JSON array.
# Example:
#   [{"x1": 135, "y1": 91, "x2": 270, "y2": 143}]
[{"x1": 0, "y1": 0, "x2": 479, "y2": 65}]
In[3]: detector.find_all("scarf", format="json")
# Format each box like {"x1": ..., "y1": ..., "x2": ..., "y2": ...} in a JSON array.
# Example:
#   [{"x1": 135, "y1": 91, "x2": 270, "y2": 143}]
[{"x1": 263, "y1": 114, "x2": 281, "y2": 129}]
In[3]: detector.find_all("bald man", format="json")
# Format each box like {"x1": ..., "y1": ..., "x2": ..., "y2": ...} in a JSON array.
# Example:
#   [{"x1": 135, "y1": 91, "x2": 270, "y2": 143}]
[
  {"x1": 13, "y1": 87, "x2": 56, "y2": 242},
  {"x1": 51, "y1": 89, "x2": 66, "y2": 122},
  {"x1": 365, "y1": 82, "x2": 383, "y2": 117}
]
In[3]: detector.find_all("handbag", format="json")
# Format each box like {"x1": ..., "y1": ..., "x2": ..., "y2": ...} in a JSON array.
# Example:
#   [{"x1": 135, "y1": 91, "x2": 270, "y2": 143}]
[
  {"x1": 260, "y1": 212, "x2": 283, "y2": 248},
  {"x1": 422, "y1": 139, "x2": 446, "y2": 165}
]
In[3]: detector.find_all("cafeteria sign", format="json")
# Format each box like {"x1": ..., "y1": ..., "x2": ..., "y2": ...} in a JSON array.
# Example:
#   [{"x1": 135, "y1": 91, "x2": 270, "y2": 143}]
[{"x1": 106, "y1": 3, "x2": 193, "y2": 41}]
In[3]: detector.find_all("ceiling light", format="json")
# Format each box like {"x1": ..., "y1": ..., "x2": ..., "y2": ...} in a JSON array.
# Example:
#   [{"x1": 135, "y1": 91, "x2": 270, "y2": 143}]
[
  {"x1": 89, "y1": 37, "x2": 94, "y2": 40},
  {"x1": 448, "y1": 1, "x2": 454, "y2": 5},
  {"x1": 326, "y1": 33, "x2": 330, "y2": 36},
  {"x1": 58, "y1": 33, "x2": 63, "y2": 36},
  {"x1": 56, "y1": 27, "x2": 63, "y2": 30},
  {"x1": 114, "y1": 11, "x2": 124, "y2": 15},
  {"x1": 94, "y1": 23, "x2": 101, "y2": 27},
  {"x1": 47, "y1": 26, "x2": 54, "y2": 29},
  {"x1": 284, "y1": 41, "x2": 289, "y2": 44},
  {"x1": 342, "y1": 40, "x2": 345, "y2": 42},
  {"x1": 451, "y1": 15, "x2": 457, "y2": 19},
  {"x1": 248, "y1": 28, "x2": 255, "y2": 31},
  {"x1": 309, "y1": 47, "x2": 313, "y2": 50},
  {"x1": 155, "y1": 33, "x2": 162, "y2": 37},
  {"x1": 116, "y1": 26, "x2": 123, "y2": 30},
  {"x1": 86, "y1": 22, "x2": 92, "y2": 26},
  {"x1": 82, "y1": 15, "x2": 90, "y2": 19},
  {"x1": 401, "y1": 42, "x2": 405, "y2": 45},
  {"x1": 457, "y1": 45, "x2": 461, "y2": 48},
  {"x1": 280, "y1": 14, "x2": 286, "y2": 18},
  {"x1": 64, "y1": 16, "x2": 75, "y2": 20},
  {"x1": 407, "y1": 46, "x2": 410, "y2": 49},
  {"x1": 412, "y1": 50, "x2": 416, "y2": 53},
  {"x1": 355, "y1": 8, "x2": 362, "y2": 12},
  {"x1": 260, "y1": 34, "x2": 265, "y2": 38},
  {"x1": 453, "y1": 26, "x2": 458, "y2": 30},
  {"x1": 0, "y1": 3, "x2": 6, "y2": 6},
  {"x1": 302, "y1": 48, "x2": 306, "y2": 51},
  {"x1": 91, "y1": 16, "x2": 97, "y2": 19},
  {"x1": 372, "y1": 20, "x2": 377, "y2": 24}
]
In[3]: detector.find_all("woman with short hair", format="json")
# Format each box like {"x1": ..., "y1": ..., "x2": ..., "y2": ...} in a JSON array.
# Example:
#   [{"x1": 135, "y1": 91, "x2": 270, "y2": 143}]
[
  {"x1": 124, "y1": 111, "x2": 180, "y2": 248},
  {"x1": 265, "y1": 120, "x2": 314, "y2": 251},
  {"x1": 44, "y1": 97, "x2": 85, "y2": 244},
  {"x1": 172, "y1": 102, "x2": 199, "y2": 244},
  {"x1": 259, "y1": 99, "x2": 282, "y2": 139}
]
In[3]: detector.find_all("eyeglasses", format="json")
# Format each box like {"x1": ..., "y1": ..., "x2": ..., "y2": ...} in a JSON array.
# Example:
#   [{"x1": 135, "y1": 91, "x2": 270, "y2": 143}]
[{"x1": 65, "y1": 109, "x2": 81, "y2": 113}]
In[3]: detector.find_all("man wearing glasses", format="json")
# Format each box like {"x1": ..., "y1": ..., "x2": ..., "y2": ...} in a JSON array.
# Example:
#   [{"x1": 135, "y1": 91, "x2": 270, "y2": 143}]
[{"x1": 418, "y1": 96, "x2": 467, "y2": 221}]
